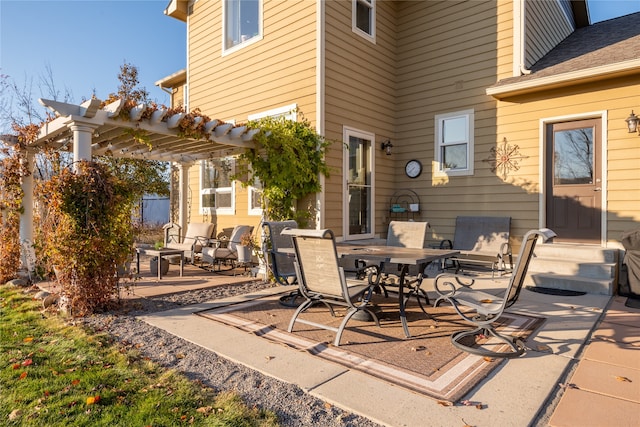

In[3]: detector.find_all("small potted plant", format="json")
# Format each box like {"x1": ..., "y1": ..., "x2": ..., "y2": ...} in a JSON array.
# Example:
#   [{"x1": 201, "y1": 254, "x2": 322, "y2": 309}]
[{"x1": 237, "y1": 232, "x2": 256, "y2": 263}]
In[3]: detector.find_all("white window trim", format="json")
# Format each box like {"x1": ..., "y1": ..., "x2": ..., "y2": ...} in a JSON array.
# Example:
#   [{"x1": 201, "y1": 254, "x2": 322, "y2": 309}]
[
  {"x1": 434, "y1": 109, "x2": 475, "y2": 177},
  {"x1": 200, "y1": 158, "x2": 236, "y2": 215},
  {"x1": 352, "y1": 0, "x2": 376, "y2": 43},
  {"x1": 248, "y1": 103, "x2": 297, "y2": 121},
  {"x1": 247, "y1": 175, "x2": 263, "y2": 216},
  {"x1": 222, "y1": 0, "x2": 264, "y2": 56},
  {"x1": 342, "y1": 126, "x2": 376, "y2": 240}
]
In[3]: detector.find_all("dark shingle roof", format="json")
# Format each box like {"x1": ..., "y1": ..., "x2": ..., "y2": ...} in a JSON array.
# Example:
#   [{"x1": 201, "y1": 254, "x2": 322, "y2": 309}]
[{"x1": 492, "y1": 11, "x2": 640, "y2": 88}]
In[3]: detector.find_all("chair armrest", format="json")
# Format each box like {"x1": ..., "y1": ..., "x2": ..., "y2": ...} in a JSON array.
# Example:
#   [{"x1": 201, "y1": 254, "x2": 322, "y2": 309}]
[
  {"x1": 440, "y1": 239, "x2": 453, "y2": 249},
  {"x1": 209, "y1": 236, "x2": 236, "y2": 248},
  {"x1": 498, "y1": 242, "x2": 513, "y2": 268},
  {"x1": 433, "y1": 273, "x2": 477, "y2": 302}
]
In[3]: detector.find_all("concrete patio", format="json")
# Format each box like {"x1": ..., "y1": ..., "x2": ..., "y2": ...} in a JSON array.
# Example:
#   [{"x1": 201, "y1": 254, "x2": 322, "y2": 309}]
[{"x1": 123, "y1": 264, "x2": 640, "y2": 427}]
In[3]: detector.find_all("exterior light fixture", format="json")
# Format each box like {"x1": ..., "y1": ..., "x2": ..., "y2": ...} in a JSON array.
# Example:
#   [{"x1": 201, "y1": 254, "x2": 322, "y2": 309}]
[
  {"x1": 625, "y1": 110, "x2": 639, "y2": 134},
  {"x1": 381, "y1": 140, "x2": 393, "y2": 155}
]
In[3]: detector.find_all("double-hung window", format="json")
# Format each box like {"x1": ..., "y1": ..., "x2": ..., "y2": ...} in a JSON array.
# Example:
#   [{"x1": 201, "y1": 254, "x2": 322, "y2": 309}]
[
  {"x1": 434, "y1": 109, "x2": 474, "y2": 176},
  {"x1": 223, "y1": 0, "x2": 262, "y2": 53},
  {"x1": 353, "y1": 0, "x2": 375, "y2": 42},
  {"x1": 200, "y1": 158, "x2": 235, "y2": 215}
]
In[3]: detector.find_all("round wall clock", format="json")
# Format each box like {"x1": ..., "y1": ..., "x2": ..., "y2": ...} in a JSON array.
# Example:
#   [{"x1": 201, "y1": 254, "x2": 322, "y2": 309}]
[{"x1": 405, "y1": 159, "x2": 422, "y2": 178}]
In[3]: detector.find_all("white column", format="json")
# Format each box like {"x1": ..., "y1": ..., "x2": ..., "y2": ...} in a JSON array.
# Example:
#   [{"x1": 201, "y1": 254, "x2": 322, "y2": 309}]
[
  {"x1": 19, "y1": 150, "x2": 34, "y2": 246},
  {"x1": 178, "y1": 163, "x2": 191, "y2": 232},
  {"x1": 69, "y1": 122, "x2": 96, "y2": 169}
]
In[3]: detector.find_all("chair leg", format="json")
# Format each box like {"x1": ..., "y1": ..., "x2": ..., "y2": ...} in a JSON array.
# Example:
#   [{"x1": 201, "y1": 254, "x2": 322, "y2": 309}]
[
  {"x1": 334, "y1": 307, "x2": 380, "y2": 346},
  {"x1": 450, "y1": 325, "x2": 525, "y2": 358}
]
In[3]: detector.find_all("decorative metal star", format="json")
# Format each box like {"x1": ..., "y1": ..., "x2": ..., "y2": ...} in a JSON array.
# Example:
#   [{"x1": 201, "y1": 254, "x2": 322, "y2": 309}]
[{"x1": 483, "y1": 137, "x2": 529, "y2": 180}]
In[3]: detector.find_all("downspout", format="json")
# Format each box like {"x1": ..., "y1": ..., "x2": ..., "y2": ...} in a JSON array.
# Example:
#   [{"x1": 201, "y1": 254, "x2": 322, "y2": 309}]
[
  {"x1": 315, "y1": 0, "x2": 325, "y2": 230},
  {"x1": 518, "y1": 0, "x2": 531, "y2": 75}
]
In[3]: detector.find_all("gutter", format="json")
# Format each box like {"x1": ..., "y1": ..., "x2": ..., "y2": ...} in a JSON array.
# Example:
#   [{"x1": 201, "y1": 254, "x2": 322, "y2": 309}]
[{"x1": 487, "y1": 59, "x2": 640, "y2": 99}]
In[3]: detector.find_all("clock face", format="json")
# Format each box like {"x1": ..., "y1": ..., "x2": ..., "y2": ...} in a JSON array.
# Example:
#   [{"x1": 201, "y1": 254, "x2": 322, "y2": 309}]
[{"x1": 405, "y1": 160, "x2": 422, "y2": 178}]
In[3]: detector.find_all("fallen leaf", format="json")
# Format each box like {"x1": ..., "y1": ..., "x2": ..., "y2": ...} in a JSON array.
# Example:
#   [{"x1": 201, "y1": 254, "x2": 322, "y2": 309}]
[
  {"x1": 411, "y1": 345, "x2": 426, "y2": 352},
  {"x1": 86, "y1": 397, "x2": 96, "y2": 405},
  {"x1": 12, "y1": 363, "x2": 20, "y2": 370},
  {"x1": 615, "y1": 376, "x2": 632, "y2": 382},
  {"x1": 196, "y1": 406, "x2": 213, "y2": 414},
  {"x1": 23, "y1": 337, "x2": 33, "y2": 343},
  {"x1": 436, "y1": 400, "x2": 452, "y2": 406},
  {"x1": 265, "y1": 356, "x2": 274, "y2": 362},
  {"x1": 19, "y1": 371, "x2": 27, "y2": 380},
  {"x1": 22, "y1": 359, "x2": 33, "y2": 366},
  {"x1": 71, "y1": 379, "x2": 80, "y2": 386},
  {"x1": 324, "y1": 402, "x2": 332, "y2": 409},
  {"x1": 559, "y1": 382, "x2": 578, "y2": 389},
  {"x1": 8, "y1": 409, "x2": 22, "y2": 420},
  {"x1": 483, "y1": 357, "x2": 494, "y2": 362},
  {"x1": 475, "y1": 404, "x2": 484, "y2": 409},
  {"x1": 536, "y1": 344, "x2": 552, "y2": 352},
  {"x1": 480, "y1": 299, "x2": 493, "y2": 303}
]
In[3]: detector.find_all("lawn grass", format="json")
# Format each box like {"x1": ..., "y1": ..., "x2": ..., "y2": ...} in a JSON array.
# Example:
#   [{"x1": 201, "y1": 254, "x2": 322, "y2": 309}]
[{"x1": 0, "y1": 284, "x2": 278, "y2": 426}]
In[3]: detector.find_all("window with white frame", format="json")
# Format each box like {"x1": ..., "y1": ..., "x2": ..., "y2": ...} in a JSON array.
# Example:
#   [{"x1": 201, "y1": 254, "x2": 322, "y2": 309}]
[
  {"x1": 200, "y1": 158, "x2": 235, "y2": 214},
  {"x1": 353, "y1": 0, "x2": 375, "y2": 41},
  {"x1": 223, "y1": 0, "x2": 262, "y2": 53},
  {"x1": 248, "y1": 176, "x2": 263, "y2": 215},
  {"x1": 434, "y1": 109, "x2": 474, "y2": 176}
]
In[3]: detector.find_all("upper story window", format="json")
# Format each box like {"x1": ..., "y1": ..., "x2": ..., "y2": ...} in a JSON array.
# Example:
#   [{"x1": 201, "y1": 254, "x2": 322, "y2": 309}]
[
  {"x1": 434, "y1": 109, "x2": 474, "y2": 177},
  {"x1": 200, "y1": 157, "x2": 235, "y2": 215},
  {"x1": 223, "y1": 0, "x2": 262, "y2": 53},
  {"x1": 353, "y1": 0, "x2": 375, "y2": 42}
]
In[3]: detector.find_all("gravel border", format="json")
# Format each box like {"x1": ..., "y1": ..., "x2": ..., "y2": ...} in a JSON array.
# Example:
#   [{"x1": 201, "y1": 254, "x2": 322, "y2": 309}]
[{"x1": 77, "y1": 280, "x2": 384, "y2": 427}]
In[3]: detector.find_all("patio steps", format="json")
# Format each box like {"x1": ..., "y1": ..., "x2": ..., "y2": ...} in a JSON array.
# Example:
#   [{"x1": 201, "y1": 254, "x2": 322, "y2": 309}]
[{"x1": 525, "y1": 243, "x2": 619, "y2": 295}]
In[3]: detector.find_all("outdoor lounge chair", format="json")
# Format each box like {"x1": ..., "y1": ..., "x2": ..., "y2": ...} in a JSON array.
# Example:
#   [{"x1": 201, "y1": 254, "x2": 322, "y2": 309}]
[
  {"x1": 201, "y1": 225, "x2": 253, "y2": 271},
  {"x1": 281, "y1": 228, "x2": 380, "y2": 346},
  {"x1": 440, "y1": 216, "x2": 513, "y2": 276},
  {"x1": 164, "y1": 222, "x2": 216, "y2": 264},
  {"x1": 433, "y1": 228, "x2": 556, "y2": 358},
  {"x1": 263, "y1": 220, "x2": 300, "y2": 306}
]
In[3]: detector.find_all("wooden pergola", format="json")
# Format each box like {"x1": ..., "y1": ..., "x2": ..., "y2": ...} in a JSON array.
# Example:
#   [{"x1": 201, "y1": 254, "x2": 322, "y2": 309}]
[{"x1": 15, "y1": 97, "x2": 259, "y2": 256}]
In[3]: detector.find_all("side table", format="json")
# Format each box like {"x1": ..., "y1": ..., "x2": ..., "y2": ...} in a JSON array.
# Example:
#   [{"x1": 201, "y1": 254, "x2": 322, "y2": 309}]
[{"x1": 136, "y1": 248, "x2": 184, "y2": 280}]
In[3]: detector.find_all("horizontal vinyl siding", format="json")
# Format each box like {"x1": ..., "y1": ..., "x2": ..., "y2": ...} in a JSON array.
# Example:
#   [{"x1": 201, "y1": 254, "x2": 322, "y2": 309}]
[
  {"x1": 525, "y1": 0, "x2": 573, "y2": 68},
  {"x1": 394, "y1": 1, "x2": 527, "y2": 243},
  {"x1": 323, "y1": 0, "x2": 398, "y2": 235},
  {"x1": 189, "y1": 0, "x2": 317, "y2": 122},
  {"x1": 494, "y1": 76, "x2": 640, "y2": 243},
  {"x1": 186, "y1": 0, "x2": 316, "y2": 232}
]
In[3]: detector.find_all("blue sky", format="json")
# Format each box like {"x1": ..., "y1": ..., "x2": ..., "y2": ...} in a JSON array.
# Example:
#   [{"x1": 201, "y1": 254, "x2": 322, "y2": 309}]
[
  {"x1": 1, "y1": 0, "x2": 639, "y2": 116},
  {"x1": 1, "y1": 0, "x2": 186, "y2": 107}
]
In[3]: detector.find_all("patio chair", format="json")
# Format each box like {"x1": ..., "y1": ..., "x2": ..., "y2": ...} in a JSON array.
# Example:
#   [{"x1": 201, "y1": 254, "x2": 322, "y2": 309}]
[
  {"x1": 281, "y1": 228, "x2": 380, "y2": 346},
  {"x1": 433, "y1": 228, "x2": 556, "y2": 358},
  {"x1": 440, "y1": 216, "x2": 513, "y2": 277},
  {"x1": 202, "y1": 225, "x2": 254, "y2": 271},
  {"x1": 164, "y1": 222, "x2": 216, "y2": 264},
  {"x1": 263, "y1": 220, "x2": 300, "y2": 306},
  {"x1": 363, "y1": 221, "x2": 431, "y2": 297}
]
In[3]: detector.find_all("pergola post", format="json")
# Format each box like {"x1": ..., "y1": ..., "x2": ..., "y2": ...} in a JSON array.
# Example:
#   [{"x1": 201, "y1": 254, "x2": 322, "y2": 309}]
[
  {"x1": 177, "y1": 162, "x2": 191, "y2": 232},
  {"x1": 19, "y1": 150, "x2": 35, "y2": 273},
  {"x1": 69, "y1": 121, "x2": 97, "y2": 168}
]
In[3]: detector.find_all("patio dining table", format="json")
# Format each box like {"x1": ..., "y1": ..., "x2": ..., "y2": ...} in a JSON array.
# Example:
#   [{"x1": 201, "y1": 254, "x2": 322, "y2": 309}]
[
  {"x1": 336, "y1": 245, "x2": 458, "y2": 337},
  {"x1": 279, "y1": 244, "x2": 458, "y2": 338}
]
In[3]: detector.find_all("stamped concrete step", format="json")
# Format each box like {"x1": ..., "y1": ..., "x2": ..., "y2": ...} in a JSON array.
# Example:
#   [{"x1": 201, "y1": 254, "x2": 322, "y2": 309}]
[
  {"x1": 526, "y1": 272, "x2": 615, "y2": 295},
  {"x1": 528, "y1": 257, "x2": 616, "y2": 279},
  {"x1": 533, "y1": 244, "x2": 618, "y2": 263}
]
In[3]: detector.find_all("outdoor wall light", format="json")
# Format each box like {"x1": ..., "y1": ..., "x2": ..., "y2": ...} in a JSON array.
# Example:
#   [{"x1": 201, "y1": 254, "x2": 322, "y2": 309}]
[
  {"x1": 625, "y1": 110, "x2": 639, "y2": 134},
  {"x1": 381, "y1": 140, "x2": 393, "y2": 155}
]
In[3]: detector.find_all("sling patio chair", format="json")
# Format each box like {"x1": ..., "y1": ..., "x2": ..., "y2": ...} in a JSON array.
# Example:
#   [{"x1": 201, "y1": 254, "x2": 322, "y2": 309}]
[
  {"x1": 361, "y1": 221, "x2": 431, "y2": 299},
  {"x1": 164, "y1": 222, "x2": 216, "y2": 264},
  {"x1": 433, "y1": 228, "x2": 556, "y2": 358},
  {"x1": 262, "y1": 220, "x2": 300, "y2": 306},
  {"x1": 202, "y1": 225, "x2": 254, "y2": 271},
  {"x1": 281, "y1": 228, "x2": 380, "y2": 346},
  {"x1": 440, "y1": 216, "x2": 513, "y2": 277}
]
